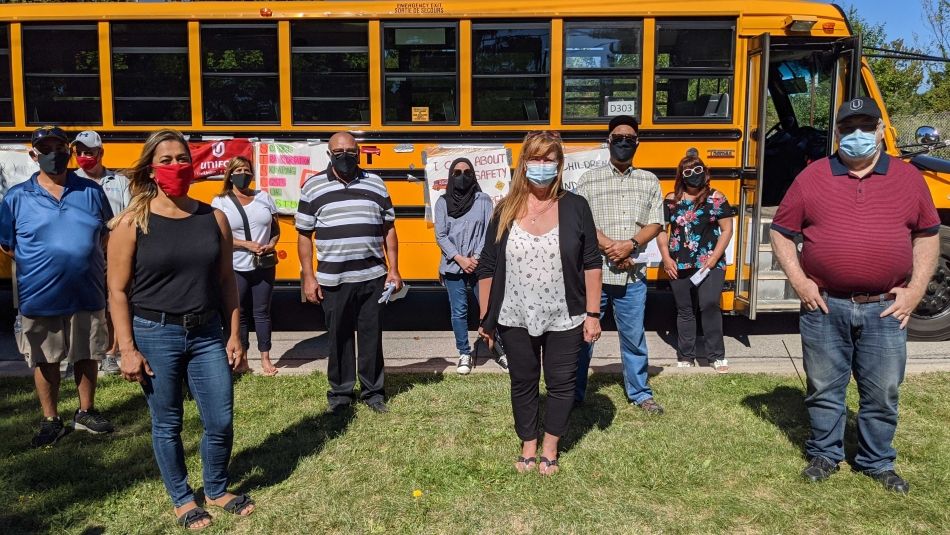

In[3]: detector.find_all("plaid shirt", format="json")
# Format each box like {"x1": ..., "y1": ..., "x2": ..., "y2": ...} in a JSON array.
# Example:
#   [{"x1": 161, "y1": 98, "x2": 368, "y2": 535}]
[{"x1": 575, "y1": 163, "x2": 664, "y2": 285}]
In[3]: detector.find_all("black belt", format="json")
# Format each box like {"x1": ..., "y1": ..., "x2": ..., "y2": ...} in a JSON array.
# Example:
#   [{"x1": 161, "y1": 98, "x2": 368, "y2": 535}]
[
  {"x1": 133, "y1": 306, "x2": 218, "y2": 329},
  {"x1": 821, "y1": 290, "x2": 897, "y2": 304}
]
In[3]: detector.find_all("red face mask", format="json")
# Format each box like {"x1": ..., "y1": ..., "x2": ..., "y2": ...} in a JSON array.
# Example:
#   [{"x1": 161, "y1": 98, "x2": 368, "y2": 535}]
[
  {"x1": 76, "y1": 155, "x2": 99, "y2": 172},
  {"x1": 152, "y1": 163, "x2": 194, "y2": 197}
]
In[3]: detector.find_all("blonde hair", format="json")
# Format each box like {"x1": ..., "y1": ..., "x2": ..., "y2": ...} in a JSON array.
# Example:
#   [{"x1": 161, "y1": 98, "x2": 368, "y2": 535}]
[
  {"x1": 493, "y1": 131, "x2": 565, "y2": 242},
  {"x1": 217, "y1": 156, "x2": 254, "y2": 197},
  {"x1": 110, "y1": 129, "x2": 190, "y2": 234}
]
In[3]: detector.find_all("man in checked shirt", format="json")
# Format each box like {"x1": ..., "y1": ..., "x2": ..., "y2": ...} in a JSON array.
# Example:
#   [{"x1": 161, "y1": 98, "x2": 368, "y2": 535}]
[{"x1": 574, "y1": 115, "x2": 666, "y2": 414}]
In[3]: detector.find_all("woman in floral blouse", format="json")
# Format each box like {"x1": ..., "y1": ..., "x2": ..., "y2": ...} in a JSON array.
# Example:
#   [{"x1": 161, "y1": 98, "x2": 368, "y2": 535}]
[{"x1": 657, "y1": 154, "x2": 735, "y2": 372}]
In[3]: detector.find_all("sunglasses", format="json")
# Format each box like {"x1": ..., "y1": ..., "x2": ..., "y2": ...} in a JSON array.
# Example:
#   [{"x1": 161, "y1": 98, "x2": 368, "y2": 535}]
[
  {"x1": 681, "y1": 165, "x2": 705, "y2": 178},
  {"x1": 609, "y1": 134, "x2": 639, "y2": 144},
  {"x1": 451, "y1": 169, "x2": 475, "y2": 178},
  {"x1": 837, "y1": 124, "x2": 878, "y2": 136},
  {"x1": 329, "y1": 148, "x2": 359, "y2": 156}
]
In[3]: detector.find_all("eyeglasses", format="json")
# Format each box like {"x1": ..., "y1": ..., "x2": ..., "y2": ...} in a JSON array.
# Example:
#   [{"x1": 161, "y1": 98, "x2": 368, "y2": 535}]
[
  {"x1": 329, "y1": 148, "x2": 359, "y2": 156},
  {"x1": 525, "y1": 130, "x2": 562, "y2": 140},
  {"x1": 681, "y1": 165, "x2": 705, "y2": 177},
  {"x1": 609, "y1": 134, "x2": 639, "y2": 144}
]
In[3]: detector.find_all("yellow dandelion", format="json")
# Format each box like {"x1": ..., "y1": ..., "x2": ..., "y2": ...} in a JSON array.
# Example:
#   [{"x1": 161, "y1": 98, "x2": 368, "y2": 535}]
[{"x1": 412, "y1": 489, "x2": 423, "y2": 498}]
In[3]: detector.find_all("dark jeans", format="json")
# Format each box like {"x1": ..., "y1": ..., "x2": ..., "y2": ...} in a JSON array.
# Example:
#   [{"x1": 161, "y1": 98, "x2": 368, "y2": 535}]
[
  {"x1": 235, "y1": 267, "x2": 275, "y2": 352},
  {"x1": 133, "y1": 314, "x2": 234, "y2": 508},
  {"x1": 500, "y1": 324, "x2": 584, "y2": 441},
  {"x1": 800, "y1": 295, "x2": 907, "y2": 473},
  {"x1": 322, "y1": 276, "x2": 385, "y2": 407},
  {"x1": 443, "y1": 272, "x2": 504, "y2": 355},
  {"x1": 669, "y1": 268, "x2": 726, "y2": 362}
]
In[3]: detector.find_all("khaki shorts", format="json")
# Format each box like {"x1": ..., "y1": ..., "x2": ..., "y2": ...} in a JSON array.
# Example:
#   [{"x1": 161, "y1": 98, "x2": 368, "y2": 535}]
[{"x1": 17, "y1": 310, "x2": 109, "y2": 368}]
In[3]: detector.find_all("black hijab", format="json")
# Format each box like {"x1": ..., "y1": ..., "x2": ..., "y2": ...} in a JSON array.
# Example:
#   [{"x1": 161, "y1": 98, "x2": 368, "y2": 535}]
[{"x1": 445, "y1": 157, "x2": 480, "y2": 218}]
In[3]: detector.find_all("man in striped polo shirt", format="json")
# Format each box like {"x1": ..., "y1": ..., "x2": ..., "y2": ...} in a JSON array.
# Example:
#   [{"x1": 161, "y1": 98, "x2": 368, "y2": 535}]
[
  {"x1": 296, "y1": 132, "x2": 402, "y2": 414},
  {"x1": 770, "y1": 97, "x2": 940, "y2": 494}
]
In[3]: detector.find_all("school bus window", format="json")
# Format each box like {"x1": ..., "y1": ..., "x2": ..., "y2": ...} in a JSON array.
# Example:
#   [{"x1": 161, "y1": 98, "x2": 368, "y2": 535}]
[
  {"x1": 563, "y1": 21, "x2": 641, "y2": 122},
  {"x1": 0, "y1": 25, "x2": 11, "y2": 125},
  {"x1": 383, "y1": 23, "x2": 458, "y2": 124},
  {"x1": 22, "y1": 24, "x2": 102, "y2": 125},
  {"x1": 654, "y1": 20, "x2": 735, "y2": 121},
  {"x1": 291, "y1": 21, "x2": 370, "y2": 124},
  {"x1": 472, "y1": 23, "x2": 551, "y2": 123},
  {"x1": 201, "y1": 23, "x2": 279, "y2": 124},
  {"x1": 111, "y1": 22, "x2": 190, "y2": 125}
]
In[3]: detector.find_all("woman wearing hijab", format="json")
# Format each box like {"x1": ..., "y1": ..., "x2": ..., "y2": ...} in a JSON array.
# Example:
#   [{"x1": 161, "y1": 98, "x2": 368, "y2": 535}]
[{"x1": 434, "y1": 157, "x2": 507, "y2": 374}]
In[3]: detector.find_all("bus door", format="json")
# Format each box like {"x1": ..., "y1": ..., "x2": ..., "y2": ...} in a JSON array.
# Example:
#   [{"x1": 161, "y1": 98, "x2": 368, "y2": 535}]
[{"x1": 735, "y1": 34, "x2": 862, "y2": 319}]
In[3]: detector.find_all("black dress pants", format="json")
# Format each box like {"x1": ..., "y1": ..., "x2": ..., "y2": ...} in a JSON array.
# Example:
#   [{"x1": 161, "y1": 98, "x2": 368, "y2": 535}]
[
  {"x1": 499, "y1": 324, "x2": 584, "y2": 441},
  {"x1": 321, "y1": 275, "x2": 386, "y2": 406},
  {"x1": 669, "y1": 268, "x2": 726, "y2": 362}
]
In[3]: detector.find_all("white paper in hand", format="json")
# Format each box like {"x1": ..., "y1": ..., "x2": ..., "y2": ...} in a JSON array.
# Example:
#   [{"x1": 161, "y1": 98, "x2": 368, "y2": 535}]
[
  {"x1": 378, "y1": 282, "x2": 410, "y2": 304},
  {"x1": 690, "y1": 268, "x2": 710, "y2": 286}
]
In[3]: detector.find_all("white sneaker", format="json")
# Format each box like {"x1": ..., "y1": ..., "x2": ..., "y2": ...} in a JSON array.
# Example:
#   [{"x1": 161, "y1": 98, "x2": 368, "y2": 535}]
[
  {"x1": 457, "y1": 353, "x2": 472, "y2": 375},
  {"x1": 676, "y1": 361, "x2": 693, "y2": 368},
  {"x1": 713, "y1": 359, "x2": 729, "y2": 374}
]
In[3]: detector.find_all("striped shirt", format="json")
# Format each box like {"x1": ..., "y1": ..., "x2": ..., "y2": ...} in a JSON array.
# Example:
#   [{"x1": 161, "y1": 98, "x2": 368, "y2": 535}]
[
  {"x1": 575, "y1": 163, "x2": 664, "y2": 285},
  {"x1": 295, "y1": 167, "x2": 396, "y2": 287}
]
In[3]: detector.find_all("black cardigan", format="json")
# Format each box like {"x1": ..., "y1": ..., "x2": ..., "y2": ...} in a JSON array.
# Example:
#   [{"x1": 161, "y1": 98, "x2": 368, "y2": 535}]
[{"x1": 475, "y1": 191, "x2": 601, "y2": 333}]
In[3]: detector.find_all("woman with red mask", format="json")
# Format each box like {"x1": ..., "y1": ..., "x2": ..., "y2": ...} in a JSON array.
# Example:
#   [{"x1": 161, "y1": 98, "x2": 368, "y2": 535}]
[{"x1": 107, "y1": 129, "x2": 254, "y2": 529}]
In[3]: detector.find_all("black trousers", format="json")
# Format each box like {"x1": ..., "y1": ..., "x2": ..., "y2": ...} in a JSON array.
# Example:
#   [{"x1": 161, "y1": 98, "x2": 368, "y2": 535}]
[
  {"x1": 234, "y1": 267, "x2": 275, "y2": 352},
  {"x1": 669, "y1": 268, "x2": 726, "y2": 362},
  {"x1": 321, "y1": 275, "x2": 385, "y2": 406},
  {"x1": 499, "y1": 324, "x2": 584, "y2": 441}
]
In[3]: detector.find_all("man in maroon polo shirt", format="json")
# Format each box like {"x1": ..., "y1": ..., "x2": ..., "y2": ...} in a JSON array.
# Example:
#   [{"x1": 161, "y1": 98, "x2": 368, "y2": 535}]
[{"x1": 770, "y1": 97, "x2": 940, "y2": 494}]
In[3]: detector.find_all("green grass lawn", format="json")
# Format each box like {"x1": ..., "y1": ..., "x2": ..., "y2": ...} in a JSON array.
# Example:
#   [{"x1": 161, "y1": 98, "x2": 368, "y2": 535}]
[{"x1": 1, "y1": 371, "x2": 949, "y2": 534}]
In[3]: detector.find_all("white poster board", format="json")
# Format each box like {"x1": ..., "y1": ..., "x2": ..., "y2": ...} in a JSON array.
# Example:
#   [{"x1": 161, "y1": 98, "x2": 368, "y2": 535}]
[
  {"x1": 561, "y1": 146, "x2": 610, "y2": 193},
  {"x1": 255, "y1": 142, "x2": 329, "y2": 215},
  {"x1": 0, "y1": 146, "x2": 40, "y2": 200},
  {"x1": 424, "y1": 146, "x2": 511, "y2": 222}
]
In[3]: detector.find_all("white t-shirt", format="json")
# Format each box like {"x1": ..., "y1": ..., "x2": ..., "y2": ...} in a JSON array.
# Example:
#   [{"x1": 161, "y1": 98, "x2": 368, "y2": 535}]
[{"x1": 211, "y1": 191, "x2": 279, "y2": 272}]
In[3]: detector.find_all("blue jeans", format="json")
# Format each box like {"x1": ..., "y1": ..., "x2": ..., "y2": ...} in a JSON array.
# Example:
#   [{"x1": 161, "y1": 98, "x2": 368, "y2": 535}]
[
  {"x1": 443, "y1": 272, "x2": 504, "y2": 355},
  {"x1": 576, "y1": 280, "x2": 652, "y2": 404},
  {"x1": 800, "y1": 296, "x2": 907, "y2": 473},
  {"x1": 134, "y1": 314, "x2": 234, "y2": 507}
]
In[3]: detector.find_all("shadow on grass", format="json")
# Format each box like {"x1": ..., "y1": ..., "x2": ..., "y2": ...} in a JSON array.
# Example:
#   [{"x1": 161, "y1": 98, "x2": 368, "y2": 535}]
[
  {"x1": 561, "y1": 390, "x2": 616, "y2": 454},
  {"x1": 743, "y1": 385, "x2": 861, "y2": 461}
]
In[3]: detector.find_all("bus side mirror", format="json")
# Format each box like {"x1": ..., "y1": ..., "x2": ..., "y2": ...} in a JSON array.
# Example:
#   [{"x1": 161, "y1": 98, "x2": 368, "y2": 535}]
[{"x1": 916, "y1": 125, "x2": 941, "y2": 145}]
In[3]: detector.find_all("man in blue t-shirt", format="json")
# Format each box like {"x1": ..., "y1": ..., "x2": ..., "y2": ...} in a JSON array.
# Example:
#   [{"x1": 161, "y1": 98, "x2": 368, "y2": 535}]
[{"x1": 0, "y1": 126, "x2": 116, "y2": 447}]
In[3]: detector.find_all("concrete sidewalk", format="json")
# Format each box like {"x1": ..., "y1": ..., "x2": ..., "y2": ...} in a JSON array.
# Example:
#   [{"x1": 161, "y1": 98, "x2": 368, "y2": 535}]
[{"x1": 1, "y1": 330, "x2": 948, "y2": 377}]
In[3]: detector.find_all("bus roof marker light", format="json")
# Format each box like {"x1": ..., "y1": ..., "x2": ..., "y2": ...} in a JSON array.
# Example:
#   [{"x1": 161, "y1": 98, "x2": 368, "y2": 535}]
[
  {"x1": 785, "y1": 16, "x2": 817, "y2": 33},
  {"x1": 822, "y1": 22, "x2": 836, "y2": 33},
  {"x1": 260, "y1": 7, "x2": 273, "y2": 17}
]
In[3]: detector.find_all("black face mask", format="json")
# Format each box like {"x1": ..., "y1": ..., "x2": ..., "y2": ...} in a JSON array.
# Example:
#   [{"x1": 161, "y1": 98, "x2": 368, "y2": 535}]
[
  {"x1": 331, "y1": 152, "x2": 359, "y2": 180},
  {"x1": 231, "y1": 173, "x2": 253, "y2": 190},
  {"x1": 37, "y1": 150, "x2": 70, "y2": 176},
  {"x1": 609, "y1": 140, "x2": 637, "y2": 163},
  {"x1": 684, "y1": 173, "x2": 706, "y2": 188}
]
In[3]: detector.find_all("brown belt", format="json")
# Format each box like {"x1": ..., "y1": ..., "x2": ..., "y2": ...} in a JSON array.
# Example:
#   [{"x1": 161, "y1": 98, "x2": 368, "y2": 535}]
[{"x1": 821, "y1": 289, "x2": 897, "y2": 304}]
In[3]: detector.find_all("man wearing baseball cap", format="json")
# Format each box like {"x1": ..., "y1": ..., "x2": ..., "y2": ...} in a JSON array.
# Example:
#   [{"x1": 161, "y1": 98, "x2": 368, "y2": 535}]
[
  {"x1": 72, "y1": 130, "x2": 130, "y2": 375},
  {"x1": 0, "y1": 126, "x2": 116, "y2": 447},
  {"x1": 770, "y1": 97, "x2": 940, "y2": 493}
]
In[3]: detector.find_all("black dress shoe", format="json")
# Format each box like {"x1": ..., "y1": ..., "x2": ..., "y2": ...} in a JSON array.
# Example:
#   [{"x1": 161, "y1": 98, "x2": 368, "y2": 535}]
[
  {"x1": 801, "y1": 456, "x2": 839, "y2": 482},
  {"x1": 864, "y1": 470, "x2": 910, "y2": 494},
  {"x1": 325, "y1": 403, "x2": 353, "y2": 416},
  {"x1": 366, "y1": 400, "x2": 390, "y2": 414}
]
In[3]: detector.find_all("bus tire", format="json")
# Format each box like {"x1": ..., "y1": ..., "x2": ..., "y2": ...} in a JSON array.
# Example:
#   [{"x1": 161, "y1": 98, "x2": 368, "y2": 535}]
[{"x1": 908, "y1": 226, "x2": 950, "y2": 341}]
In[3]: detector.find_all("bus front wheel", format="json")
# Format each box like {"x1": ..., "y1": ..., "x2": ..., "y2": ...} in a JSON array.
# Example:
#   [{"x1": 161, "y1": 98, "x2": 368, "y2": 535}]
[{"x1": 908, "y1": 226, "x2": 950, "y2": 341}]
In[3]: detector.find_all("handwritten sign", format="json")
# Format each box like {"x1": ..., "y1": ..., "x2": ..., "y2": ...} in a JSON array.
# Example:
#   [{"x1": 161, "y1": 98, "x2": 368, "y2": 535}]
[
  {"x1": 255, "y1": 142, "x2": 329, "y2": 215},
  {"x1": 0, "y1": 145, "x2": 39, "y2": 200},
  {"x1": 424, "y1": 146, "x2": 511, "y2": 222},
  {"x1": 562, "y1": 147, "x2": 610, "y2": 192}
]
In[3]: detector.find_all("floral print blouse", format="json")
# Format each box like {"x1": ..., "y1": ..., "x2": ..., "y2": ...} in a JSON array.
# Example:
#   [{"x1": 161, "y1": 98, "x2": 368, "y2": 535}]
[{"x1": 663, "y1": 190, "x2": 736, "y2": 275}]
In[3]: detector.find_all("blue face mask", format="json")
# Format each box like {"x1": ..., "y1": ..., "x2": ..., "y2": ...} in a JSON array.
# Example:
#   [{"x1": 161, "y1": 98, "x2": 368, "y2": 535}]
[
  {"x1": 838, "y1": 129, "x2": 879, "y2": 159},
  {"x1": 525, "y1": 162, "x2": 559, "y2": 186}
]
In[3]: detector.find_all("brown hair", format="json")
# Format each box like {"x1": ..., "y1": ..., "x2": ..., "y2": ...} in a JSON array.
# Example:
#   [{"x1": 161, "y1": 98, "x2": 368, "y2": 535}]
[
  {"x1": 217, "y1": 156, "x2": 254, "y2": 197},
  {"x1": 672, "y1": 154, "x2": 711, "y2": 206},
  {"x1": 493, "y1": 131, "x2": 565, "y2": 242},
  {"x1": 110, "y1": 129, "x2": 190, "y2": 234}
]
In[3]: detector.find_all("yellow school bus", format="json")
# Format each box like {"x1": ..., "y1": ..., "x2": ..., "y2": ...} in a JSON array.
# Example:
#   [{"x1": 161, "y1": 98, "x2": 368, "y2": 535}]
[{"x1": 0, "y1": 1, "x2": 948, "y2": 339}]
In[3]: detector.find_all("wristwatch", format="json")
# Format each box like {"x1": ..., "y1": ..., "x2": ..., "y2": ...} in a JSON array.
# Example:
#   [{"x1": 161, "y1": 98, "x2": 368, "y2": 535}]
[
  {"x1": 586, "y1": 311, "x2": 600, "y2": 318},
  {"x1": 630, "y1": 238, "x2": 640, "y2": 256}
]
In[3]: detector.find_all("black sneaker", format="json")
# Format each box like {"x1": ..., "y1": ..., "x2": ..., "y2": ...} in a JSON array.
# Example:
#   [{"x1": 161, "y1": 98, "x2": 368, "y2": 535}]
[
  {"x1": 32, "y1": 416, "x2": 67, "y2": 448},
  {"x1": 801, "y1": 456, "x2": 839, "y2": 482},
  {"x1": 73, "y1": 408, "x2": 114, "y2": 434},
  {"x1": 496, "y1": 354, "x2": 509, "y2": 372},
  {"x1": 864, "y1": 469, "x2": 910, "y2": 494},
  {"x1": 366, "y1": 400, "x2": 390, "y2": 414}
]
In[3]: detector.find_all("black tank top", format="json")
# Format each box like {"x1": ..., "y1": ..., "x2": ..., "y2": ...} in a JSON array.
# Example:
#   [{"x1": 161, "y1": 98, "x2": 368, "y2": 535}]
[{"x1": 130, "y1": 202, "x2": 221, "y2": 315}]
